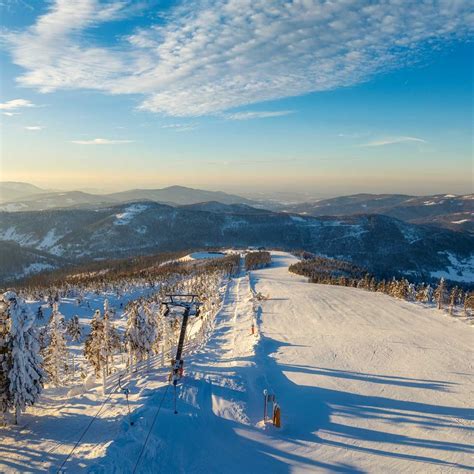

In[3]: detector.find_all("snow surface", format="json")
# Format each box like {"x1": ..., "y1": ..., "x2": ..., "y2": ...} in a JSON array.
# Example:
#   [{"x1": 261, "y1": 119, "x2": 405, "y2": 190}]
[
  {"x1": 114, "y1": 204, "x2": 149, "y2": 225},
  {"x1": 16, "y1": 263, "x2": 55, "y2": 279},
  {"x1": 37, "y1": 228, "x2": 62, "y2": 250},
  {"x1": 431, "y1": 252, "x2": 474, "y2": 283},
  {"x1": 179, "y1": 251, "x2": 226, "y2": 262},
  {"x1": 0, "y1": 226, "x2": 37, "y2": 246},
  {"x1": 0, "y1": 252, "x2": 472, "y2": 473}
]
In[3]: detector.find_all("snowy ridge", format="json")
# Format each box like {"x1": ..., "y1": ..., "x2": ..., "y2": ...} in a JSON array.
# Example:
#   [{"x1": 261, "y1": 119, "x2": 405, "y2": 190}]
[{"x1": 114, "y1": 204, "x2": 150, "y2": 225}]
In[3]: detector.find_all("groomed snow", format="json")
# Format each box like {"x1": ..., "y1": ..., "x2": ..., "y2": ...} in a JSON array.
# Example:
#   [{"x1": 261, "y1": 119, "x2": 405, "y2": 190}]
[{"x1": 0, "y1": 252, "x2": 472, "y2": 473}]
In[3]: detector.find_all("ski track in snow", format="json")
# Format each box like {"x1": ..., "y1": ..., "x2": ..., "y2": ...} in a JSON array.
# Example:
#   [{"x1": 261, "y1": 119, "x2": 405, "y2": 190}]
[{"x1": 1, "y1": 252, "x2": 473, "y2": 473}]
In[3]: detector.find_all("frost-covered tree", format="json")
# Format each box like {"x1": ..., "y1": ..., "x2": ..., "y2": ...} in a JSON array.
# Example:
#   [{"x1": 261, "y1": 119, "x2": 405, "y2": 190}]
[
  {"x1": 448, "y1": 287, "x2": 458, "y2": 316},
  {"x1": 1, "y1": 292, "x2": 44, "y2": 424},
  {"x1": 66, "y1": 316, "x2": 82, "y2": 342},
  {"x1": 434, "y1": 278, "x2": 447, "y2": 310},
  {"x1": 84, "y1": 310, "x2": 105, "y2": 376},
  {"x1": 126, "y1": 304, "x2": 157, "y2": 370},
  {"x1": 418, "y1": 284, "x2": 433, "y2": 304},
  {"x1": 102, "y1": 300, "x2": 120, "y2": 375},
  {"x1": 43, "y1": 303, "x2": 68, "y2": 386},
  {"x1": 0, "y1": 296, "x2": 10, "y2": 418}
]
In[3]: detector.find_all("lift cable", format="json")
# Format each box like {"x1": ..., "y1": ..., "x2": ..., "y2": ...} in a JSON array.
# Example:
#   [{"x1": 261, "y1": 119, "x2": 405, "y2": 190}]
[{"x1": 132, "y1": 383, "x2": 170, "y2": 474}]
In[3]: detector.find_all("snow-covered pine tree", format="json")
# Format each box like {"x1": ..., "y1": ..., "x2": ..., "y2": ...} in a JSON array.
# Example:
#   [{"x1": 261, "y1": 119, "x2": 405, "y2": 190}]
[
  {"x1": 407, "y1": 283, "x2": 417, "y2": 302},
  {"x1": 0, "y1": 295, "x2": 11, "y2": 419},
  {"x1": 66, "y1": 316, "x2": 82, "y2": 342},
  {"x1": 422, "y1": 284, "x2": 433, "y2": 303},
  {"x1": 43, "y1": 303, "x2": 68, "y2": 386},
  {"x1": 448, "y1": 287, "x2": 458, "y2": 316},
  {"x1": 434, "y1": 278, "x2": 447, "y2": 310},
  {"x1": 1, "y1": 292, "x2": 44, "y2": 424},
  {"x1": 84, "y1": 309, "x2": 105, "y2": 376},
  {"x1": 126, "y1": 304, "x2": 157, "y2": 371},
  {"x1": 102, "y1": 300, "x2": 120, "y2": 375},
  {"x1": 125, "y1": 306, "x2": 139, "y2": 371}
]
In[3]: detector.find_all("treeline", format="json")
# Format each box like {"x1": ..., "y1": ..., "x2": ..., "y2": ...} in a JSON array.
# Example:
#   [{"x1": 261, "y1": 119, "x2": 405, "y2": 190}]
[
  {"x1": 289, "y1": 257, "x2": 473, "y2": 317},
  {"x1": 245, "y1": 251, "x2": 272, "y2": 271},
  {"x1": 10, "y1": 250, "x2": 190, "y2": 290},
  {"x1": 9, "y1": 254, "x2": 240, "y2": 303},
  {"x1": 0, "y1": 254, "x2": 239, "y2": 424},
  {"x1": 290, "y1": 256, "x2": 365, "y2": 280}
]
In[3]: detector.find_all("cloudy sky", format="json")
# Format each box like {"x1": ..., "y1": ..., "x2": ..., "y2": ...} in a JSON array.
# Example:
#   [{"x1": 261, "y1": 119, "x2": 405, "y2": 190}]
[{"x1": 0, "y1": 0, "x2": 472, "y2": 195}]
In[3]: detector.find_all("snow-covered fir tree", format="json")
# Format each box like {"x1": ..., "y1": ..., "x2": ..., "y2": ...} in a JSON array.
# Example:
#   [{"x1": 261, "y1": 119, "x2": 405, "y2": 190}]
[
  {"x1": 126, "y1": 304, "x2": 157, "y2": 369},
  {"x1": 434, "y1": 278, "x2": 447, "y2": 310},
  {"x1": 0, "y1": 295, "x2": 10, "y2": 419},
  {"x1": 420, "y1": 284, "x2": 433, "y2": 303},
  {"x1": 43, "y1": 303, "x2": 68, "y2": 386},
  {"x1": 448, "y1": 287, "x2": 458, "y2": 316},
  {"x1": 102, "y1": 300, "x2": 120, "y2": 375},
  {"x1": 66, "y1": 316, "x2": 82, "y2": 342},
  {"x1": 84, "y1": 310, "x2": 105, "y2": 376},
  {"x1": 0, "y1": 292, "x2": 44, "y2": 424}
]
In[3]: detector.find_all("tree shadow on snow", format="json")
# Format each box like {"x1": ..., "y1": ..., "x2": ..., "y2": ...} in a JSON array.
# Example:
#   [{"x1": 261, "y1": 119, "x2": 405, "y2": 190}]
[{"x1": 252, "y1": 334, "x2": 474, "y2": 472}]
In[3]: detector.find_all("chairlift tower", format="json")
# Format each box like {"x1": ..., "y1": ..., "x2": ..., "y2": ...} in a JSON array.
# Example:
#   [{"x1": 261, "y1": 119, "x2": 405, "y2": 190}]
[{"x1": 162, "y1": 294, "x2": 202, "y2": 413}]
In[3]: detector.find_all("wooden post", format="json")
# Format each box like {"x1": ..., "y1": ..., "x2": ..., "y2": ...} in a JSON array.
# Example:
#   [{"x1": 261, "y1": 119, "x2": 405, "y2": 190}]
[
  {"x1": 273, "y1": 404, "x2": 281, "y2": 428},
  {"x1": 102, "y1": 366, "x2": 107, "y2": 395}
]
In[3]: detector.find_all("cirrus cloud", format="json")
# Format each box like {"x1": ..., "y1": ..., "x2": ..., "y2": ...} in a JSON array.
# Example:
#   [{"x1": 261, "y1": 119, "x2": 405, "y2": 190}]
[
  {"x1": 224, "y1": 110, "x2": 294, "y2": 120},
  {"x1": 3, "y1": 0, "x2": 473, "y2": 117},
  {"x1": 71, "y1": 138, "x2": 134, "y2": 145},
  {"x1": 359, "y1": 136, "x2": 427, "y2": 147}
]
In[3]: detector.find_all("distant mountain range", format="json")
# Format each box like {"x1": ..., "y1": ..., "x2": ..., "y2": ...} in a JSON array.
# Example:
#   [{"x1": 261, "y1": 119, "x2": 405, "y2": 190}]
[
  {"x1": 0, "y1": 182, "x2": 255, "y2": 211},
  {"x1": 1, "y1": 183, "x2": 472, "y2": 234},
  {"x1": 0, "y1": 181, "x2": 48, "y2": 203},
  {"x1": 1, "y1": 200, "x2": 472, "y2": 285},
  {"x1": 275, "y1": 193, "x2": 474, "y2": 234}
]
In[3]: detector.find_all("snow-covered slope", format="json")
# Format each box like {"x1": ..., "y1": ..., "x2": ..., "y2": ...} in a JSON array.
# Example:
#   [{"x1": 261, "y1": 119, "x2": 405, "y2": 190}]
[{"x1": 1, "y1": 252, "x2": 472, "y2": 473}]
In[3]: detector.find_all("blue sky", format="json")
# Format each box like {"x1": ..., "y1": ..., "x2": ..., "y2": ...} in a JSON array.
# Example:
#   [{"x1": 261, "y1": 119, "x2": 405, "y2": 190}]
[{"x1": 0, "y1": 0, "x2": 472, "y2": 196}]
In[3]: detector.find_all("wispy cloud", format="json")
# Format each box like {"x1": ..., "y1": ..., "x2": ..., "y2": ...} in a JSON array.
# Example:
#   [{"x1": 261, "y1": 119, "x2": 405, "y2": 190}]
[
  {"x1": 224, "y1": 110, "x2": 294, "y2": 121},
  {"x1": 359, "y1": 136, "x2": 427, "y2": 147},
  {"x1": 0, "y1": 98, "x2": 35, "y2": 110},
  {"x1": 71, "y1": 138, "x2": 134, "y2": 145},
  {"x1": 25, "y1": 125, "x2": 43, "y2": 131},
  {"x1": 3, "y1": 112, "x2": 19, "y2": 116},
  {"x1": 338, "y1": 132, "x2": 371, "y2": 139},
  {"x1": 2, "y1": 1, "x2": 473, "y2": 116},
  {"x1": 161, "y1": 123, "x2": 198, "y2": 132}
]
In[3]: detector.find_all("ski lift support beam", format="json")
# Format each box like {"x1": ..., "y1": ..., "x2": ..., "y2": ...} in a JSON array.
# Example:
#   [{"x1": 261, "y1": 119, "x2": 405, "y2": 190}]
[{"x1": 161, "y1": 294, "x2": 202, "y2": 377}]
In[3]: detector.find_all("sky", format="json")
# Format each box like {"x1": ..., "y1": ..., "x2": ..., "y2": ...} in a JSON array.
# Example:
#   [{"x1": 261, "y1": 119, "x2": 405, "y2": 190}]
[{"x1": 0, "y1": 0, "x2": 473, "y2": 197}]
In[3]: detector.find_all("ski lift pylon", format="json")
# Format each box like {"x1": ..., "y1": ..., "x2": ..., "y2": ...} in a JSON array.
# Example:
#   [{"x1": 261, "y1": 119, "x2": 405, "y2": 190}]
[{"x1": 161, "y1": 294, "x2": 202, "y2": 414}]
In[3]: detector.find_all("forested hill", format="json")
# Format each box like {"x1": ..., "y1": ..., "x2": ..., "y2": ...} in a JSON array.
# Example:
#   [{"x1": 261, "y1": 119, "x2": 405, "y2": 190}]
[{"x1": 0, "y1": 201, "x2": 472, "y2": 284}]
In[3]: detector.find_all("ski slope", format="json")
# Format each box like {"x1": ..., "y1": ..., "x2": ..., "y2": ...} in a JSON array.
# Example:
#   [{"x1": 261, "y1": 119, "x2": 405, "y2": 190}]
[{"x1": 1, "y1": 252, "x2": 472, "y2": 473}]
